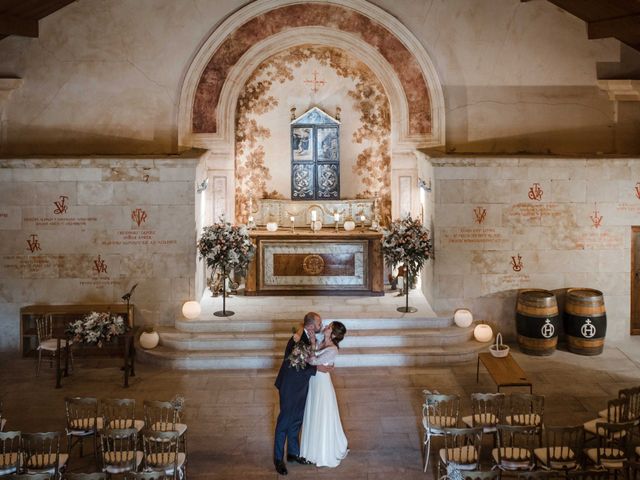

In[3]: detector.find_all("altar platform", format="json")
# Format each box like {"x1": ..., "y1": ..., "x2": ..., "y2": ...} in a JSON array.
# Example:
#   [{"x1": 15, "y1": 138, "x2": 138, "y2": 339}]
[{"x1": 137, "y1": 289, "x2": 488, "y2": 370}]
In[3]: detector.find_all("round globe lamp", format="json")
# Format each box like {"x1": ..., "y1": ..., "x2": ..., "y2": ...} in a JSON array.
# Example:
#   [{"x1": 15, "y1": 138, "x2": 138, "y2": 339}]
[
  {"x1": 474, "y1": 323, "x2": 493, "y2": 343},
  {"x1": 182, "y1": 300, "x2": 201, "y2": 320},
  {"x1": 454, "y1": 309, "x2": 473, "y2": 328}
]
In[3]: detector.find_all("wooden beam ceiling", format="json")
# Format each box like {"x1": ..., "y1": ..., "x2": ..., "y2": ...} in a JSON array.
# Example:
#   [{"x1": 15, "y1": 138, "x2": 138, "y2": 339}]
[
  {"x1": 546, "y1": 0, "x2": 640, "y2": 53},
  {"x1": 0, "y1": 0, "x2": 75, "y2": 40}
]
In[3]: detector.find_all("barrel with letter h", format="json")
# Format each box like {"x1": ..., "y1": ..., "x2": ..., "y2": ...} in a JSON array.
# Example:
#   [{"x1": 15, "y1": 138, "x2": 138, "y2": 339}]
[
  {"x1": 516, "y1": 289, "x2": 560, "y2": 356},
  {"x1": 564, "y1": 288, "x2": 606, "y2": 356}
]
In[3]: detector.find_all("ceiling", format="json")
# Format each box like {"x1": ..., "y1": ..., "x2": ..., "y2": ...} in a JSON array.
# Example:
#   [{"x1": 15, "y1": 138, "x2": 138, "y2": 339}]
[
  {"x1": 0, "y1": 0, "x2": 638, "y2": 55},
  {"x1": 544, "y1": 0, "x2": 640, "y2": 53},
  {"x1": 0, "y1": 0, "x2": 76, "y2": 42}
]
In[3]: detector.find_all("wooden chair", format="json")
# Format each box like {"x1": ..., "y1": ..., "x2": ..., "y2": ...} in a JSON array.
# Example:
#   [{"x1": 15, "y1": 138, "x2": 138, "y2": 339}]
[
  {"x1": 567, "y1": 470, "x2": 611, "y2": 480},
  {"x1": 64, "y1": 474, "x2": 107, "y2": 480},
  {"x1": 462, "y1": 470, "x2": 500, "y2": 480},
  {"x1": 600, "y1": 387, "x2": 640, "y2": 421},
  {"x1": 513, "y1": 471, "x2": 552, "y2": 480},
  {"x1": 64, "y1": 397, "x2": 99, "y2": 466},
  {"x1": 142, "y1": 400, "x2": 187, "y2": 455},
  {"x1": 437, "y1": 427, "x2": 483, "y2": 480},
  {"x1": 505, "y1": 394, "x2": 544, "y2": 444},
  {"x1": 0, "y1": 431, "x2": 21, "y2": 476},
  {"x1": 35, "y1": 315, "x2": 73, "y2": 377},
  {"x1": 142, "y1": 430, "x2": 185, "y2": 480},
  {"x1": 585, "y1": 397, "x2": 630, "y2": 443},
  {"x1": 584, "y1": 421, "x2": 634, "y2": 476},
  {"x1": 492, "y1": 425, "x2": 537, "y2": 473},
  {"x1": 100, "y1": 399, "x2": 144, "y2": 432},
  {"x1": 462, "y1": 393, "x2": 505, "y2": 441},
  {"x1": 625, "y1": 460, "x2": 640, "y2": 480},
  {"x1": 422, "y1": 394, "x2": 460, "y2": 472},
  {"x1": 99, "y1": 428, "x2": 142, "y2": 477},
  {"x1": 22, "y1": 432, "x2": 69, "y2": 479},
  {"x1": 533, "y1": 425, "x2": 584, "y2": 473}
]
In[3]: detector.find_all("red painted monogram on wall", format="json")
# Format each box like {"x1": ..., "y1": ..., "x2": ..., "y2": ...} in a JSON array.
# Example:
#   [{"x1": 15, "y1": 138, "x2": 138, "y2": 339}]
[
  {"x1": 473, "y1": 207, "x2": 487, "y2": 225},
  {"x1": 590, "y1": 203, "x2": 603, "y2": 229},
  {"x1": 511, "y1": 253, "x2": 523, "y2": 272},
  {"x1": 131, "y1": 208, "x2": 148, "y2": 227},
  {"x1": 26, "y1": 234, "x2": 41, "y2": 253},
  {"x1": 93, "y1": 255, "x2": 108, "y2": 275},
  {"x1": 53, "y1": 195, "x2": 69, "y2": 215},
  {"x1": 528, "y1": 183, "x2": 543, "y2": 201},
  {"x1": 635, "y1": 182, "x2": 640, "y2": 200}
]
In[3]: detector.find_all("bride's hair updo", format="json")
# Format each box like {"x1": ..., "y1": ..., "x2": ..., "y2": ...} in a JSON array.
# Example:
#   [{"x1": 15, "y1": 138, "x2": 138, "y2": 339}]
[{"x1": 330, "y1": 321, "x2": 347, "y2": 348}]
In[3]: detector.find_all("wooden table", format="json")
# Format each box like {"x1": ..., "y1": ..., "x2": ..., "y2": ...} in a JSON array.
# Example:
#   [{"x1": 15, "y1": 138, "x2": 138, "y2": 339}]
[
  {"x1": 476, "y1": 352, "x2": 532, "y2": 393},
  {"x1": 54, "y1": 332, "x2": 137, "y2": 389}
]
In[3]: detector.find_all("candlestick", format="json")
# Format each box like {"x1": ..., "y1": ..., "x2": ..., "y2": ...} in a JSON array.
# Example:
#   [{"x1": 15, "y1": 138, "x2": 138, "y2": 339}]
[
  {"x1": 360, "y1": 214, "x2": 366, "y2": 231},
  {"x1": 334, "y1": 212, "x2": 339, "y2": 232},
  {"x1": 311, "y1": 210, "x2": 317, "y2": 222},
  {"x1": 290, "y1": 215, "x2": 295, "y2": 233}
]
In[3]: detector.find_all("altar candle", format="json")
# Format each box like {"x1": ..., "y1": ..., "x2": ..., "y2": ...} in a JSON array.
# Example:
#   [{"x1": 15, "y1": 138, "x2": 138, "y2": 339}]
[
  {"x1": 360, "y1": 214, "x2": 366, "y2": 222},
  {"x1": 334, "y1": 213, "x2": 340, "y2": 222},
  {"x1": 248, "y1": 216, "x2": 254, "y2": 223},
  {"x1": 290, "y1": 216, "x2": 295, "y2": 222},
  {"x1": 311, "y1": 210, "x2": 317, "y2": 222}
]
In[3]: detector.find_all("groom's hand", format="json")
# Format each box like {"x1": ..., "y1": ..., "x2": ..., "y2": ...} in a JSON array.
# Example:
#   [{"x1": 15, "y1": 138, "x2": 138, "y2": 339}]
[{"x1": 317, "y1": 364, "x2": 334, "y2": 373}]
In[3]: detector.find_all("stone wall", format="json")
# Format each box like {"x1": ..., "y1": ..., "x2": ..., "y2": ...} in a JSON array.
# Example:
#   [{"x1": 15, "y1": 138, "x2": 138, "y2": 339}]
[
  {"x1": 429, "y1": 155, "x2": 639, "y2": 341},
  {"x1": 0, "y1": 0, "x2": 638, "y2": 155},
  {"x1": 0, "y1": 153, "x2": 202, "y2": 351}
]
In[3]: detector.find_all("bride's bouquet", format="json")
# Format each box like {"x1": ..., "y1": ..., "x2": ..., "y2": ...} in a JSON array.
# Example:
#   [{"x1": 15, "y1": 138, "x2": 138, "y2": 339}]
[{"x1": 287, "y1": 342, "x2": 313, "y2": 371}]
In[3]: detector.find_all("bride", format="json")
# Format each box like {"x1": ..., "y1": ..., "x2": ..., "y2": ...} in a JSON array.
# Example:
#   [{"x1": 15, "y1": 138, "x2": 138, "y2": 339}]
[{"x1": 297, "y1": 321, "x2": 349, "y2": 467}]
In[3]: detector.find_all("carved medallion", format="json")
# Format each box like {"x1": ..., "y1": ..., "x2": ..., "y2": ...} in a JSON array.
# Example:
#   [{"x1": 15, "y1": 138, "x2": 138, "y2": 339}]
[{"x1": 302, "y1": 254, "x2": 325, "y2": 275}]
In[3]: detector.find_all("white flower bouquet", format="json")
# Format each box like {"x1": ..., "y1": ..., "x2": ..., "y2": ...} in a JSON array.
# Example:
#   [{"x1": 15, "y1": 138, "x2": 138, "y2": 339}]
[
  {"x1": 66, "y1": 312, "x2": 128, "y2": 347},
  {"x1": 287, "y1": 342, "x2": 313, "y2": 371}
]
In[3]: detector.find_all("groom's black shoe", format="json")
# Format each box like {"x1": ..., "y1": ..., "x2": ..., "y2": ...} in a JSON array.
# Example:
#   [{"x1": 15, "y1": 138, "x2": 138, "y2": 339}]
[
  {"x1": 274, "y1": 459, "x2": 288, "y2": 475},
  {"x1": 287, "y1": 454, "x2": 312, "y2": 465}
]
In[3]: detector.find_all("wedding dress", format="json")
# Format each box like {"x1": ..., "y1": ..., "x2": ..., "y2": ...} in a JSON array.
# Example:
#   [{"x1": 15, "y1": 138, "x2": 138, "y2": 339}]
[{"x1": 299, "y1": 345, "x2": 349, "y2": 467}]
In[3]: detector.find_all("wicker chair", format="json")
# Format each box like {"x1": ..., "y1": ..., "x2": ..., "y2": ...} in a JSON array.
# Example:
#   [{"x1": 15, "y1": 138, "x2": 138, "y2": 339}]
[
  {"x1": 35, "y1": 315, "x2": 73, "y2": 377},
  {"x1": 64, "y1": 397, "x2": 99, "y2": 466},
  {"x1": 438, "y1": 427, "x2": 483, "y2": 480},
  {"x1": 99, "y1": 428, "x2": 142, "y2": 477}
]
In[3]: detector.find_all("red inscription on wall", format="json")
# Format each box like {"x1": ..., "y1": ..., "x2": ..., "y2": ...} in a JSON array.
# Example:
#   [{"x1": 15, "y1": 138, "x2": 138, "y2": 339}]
[
  {"x1": 443, "y1": 228, "x2": 509, "y2": 246},
  {"x1": 511, "y1": 254, "x2": 523, "y2": 272},
  {"x1": 53, "y1": 195, "x2": 69, "y2": 215},
  {"x1": 24, "y1": 216, "x2": 97, "y2": 227},
  {"x1": 101, "y1": 230, "x2": 178, "y2": 247},
  {"x1": 131, "y1": 208, "x2": 148, "y2": 227},
  {"x1": 26, "y1": 234, "x2": 41, "y2": 253},
  {"x1": 528, "y1": 183, "x2": 543, "y2": 201},
  {"x1": 635, "y1": 183, "x2": 640, "y2": 200},
  {"x1": 473, "y1": 207, "x2": 487, "y2": 224}
]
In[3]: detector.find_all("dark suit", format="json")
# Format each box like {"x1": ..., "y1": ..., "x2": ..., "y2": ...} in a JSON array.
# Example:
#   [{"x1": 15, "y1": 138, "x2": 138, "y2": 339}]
[{"x1": 273, "y1": 332, "x2": 317, "y2": 461}]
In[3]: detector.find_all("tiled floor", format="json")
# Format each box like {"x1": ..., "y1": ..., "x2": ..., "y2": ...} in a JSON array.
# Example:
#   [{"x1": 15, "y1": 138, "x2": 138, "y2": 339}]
[{"x1": 1, "y1": 341, "x2": 639, "y2": 479}]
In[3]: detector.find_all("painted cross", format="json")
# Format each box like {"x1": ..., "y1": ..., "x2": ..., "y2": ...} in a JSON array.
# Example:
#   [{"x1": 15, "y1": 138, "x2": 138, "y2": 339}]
[
  {"x1": 26, "y1": 234, "x2": 41, "y2": 253},
  {"x1": 304, "y1": 70, "x2": 326, "y2": 93}
]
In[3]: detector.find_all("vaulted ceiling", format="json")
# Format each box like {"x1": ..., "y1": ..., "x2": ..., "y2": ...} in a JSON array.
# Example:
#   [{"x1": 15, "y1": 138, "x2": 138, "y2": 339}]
[
  {"x1": 545, "y1": 0, "x2": 640, "y2": 53},
  {"x1": 0, "y1": 0, "x2": 76, "y2": 42}
]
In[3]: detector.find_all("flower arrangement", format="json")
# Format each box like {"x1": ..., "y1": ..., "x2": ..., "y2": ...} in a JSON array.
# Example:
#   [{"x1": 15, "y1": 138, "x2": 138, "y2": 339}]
[
  {"x1": 381, "y1": 215, "x2": 433, "y2": 274},
  {"x1": 287, "y1": 342, "x2": 313, "y2": 371},
  {"x1": 197, "y1": 217, "x2": 255, "y2": 274},
  {"x1": 66, "y1": 312, "x2": 128, "y2": 347}
]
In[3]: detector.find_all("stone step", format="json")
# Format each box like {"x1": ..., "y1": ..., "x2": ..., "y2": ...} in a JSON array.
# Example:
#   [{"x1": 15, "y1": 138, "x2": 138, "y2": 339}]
[
  {"x1": 137, "y1": 340, "x2": 487, "y2": 370},
  {"x1": 174, "y1": 316, "x2": 454, "y2": 333},
  {"x1": 158, "y1": 325, "x2": 475, "y2": 351}
]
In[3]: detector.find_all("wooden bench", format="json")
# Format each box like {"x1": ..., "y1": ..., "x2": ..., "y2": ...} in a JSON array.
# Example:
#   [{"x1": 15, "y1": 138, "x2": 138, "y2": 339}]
[{"x1": 476, "y1": 352, "x2": 533, "y2": 393}]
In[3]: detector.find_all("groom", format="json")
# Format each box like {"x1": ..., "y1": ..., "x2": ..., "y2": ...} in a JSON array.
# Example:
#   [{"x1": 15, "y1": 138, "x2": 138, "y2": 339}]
[{"x1": 273, "y1": 311, "x2": 330, "y2": 475}]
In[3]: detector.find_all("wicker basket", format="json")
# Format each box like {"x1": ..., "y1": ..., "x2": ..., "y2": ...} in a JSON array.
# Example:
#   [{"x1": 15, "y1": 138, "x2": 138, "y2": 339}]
[{"x1": 489, "y1": 333, "x2": 510, "y2": 358}]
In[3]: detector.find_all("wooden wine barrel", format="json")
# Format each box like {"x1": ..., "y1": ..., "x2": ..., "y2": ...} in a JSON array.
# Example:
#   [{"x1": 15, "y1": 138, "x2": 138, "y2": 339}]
[
  {"x1": 516, "y1": 289, "x2": 560, "y2": 356},
  {"x1": 564, "y1": 288, "x2": 606, "y2": 356}
]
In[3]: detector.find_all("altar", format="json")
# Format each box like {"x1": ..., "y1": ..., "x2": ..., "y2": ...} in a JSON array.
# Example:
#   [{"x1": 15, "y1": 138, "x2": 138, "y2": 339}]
[{"x1": 245, "y1": 229, "x2": 384, "y2": 296}]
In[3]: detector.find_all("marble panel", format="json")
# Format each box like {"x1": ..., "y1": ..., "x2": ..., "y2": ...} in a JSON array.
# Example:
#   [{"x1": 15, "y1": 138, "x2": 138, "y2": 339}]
[
  {"x1": 77, "y1": 182, "x2": 114, "y2": 205},
  {"x1": 463, "y1": 179, "x2": 512, "y2": 204},
  {"x1": 436, "y1": 180, "x2": 465, "y2": 204},
  {"x1": 0, "y1": 206, "x2": 21, "y2": 230},
  {"x1": 111, "y1": 181, "x2": 194, "y2": 206},
  {"x1": 551, "y1": 179, "x2": 586, "y2": 203}
]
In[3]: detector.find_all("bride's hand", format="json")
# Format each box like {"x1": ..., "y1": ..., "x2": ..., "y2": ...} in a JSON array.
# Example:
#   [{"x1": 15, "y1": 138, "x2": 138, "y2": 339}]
[
  {"x1": 293, "y1": 327, "x2": 304, "y2": 342},
  {"x1": 317, "y1": 364, "x2": 335, "y2": 373}
]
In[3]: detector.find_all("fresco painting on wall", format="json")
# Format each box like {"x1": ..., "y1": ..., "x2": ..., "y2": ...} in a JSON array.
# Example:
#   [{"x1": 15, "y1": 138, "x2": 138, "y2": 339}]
[{"x1": 235, "y1": 45, "x2": 391, "y2": 223}]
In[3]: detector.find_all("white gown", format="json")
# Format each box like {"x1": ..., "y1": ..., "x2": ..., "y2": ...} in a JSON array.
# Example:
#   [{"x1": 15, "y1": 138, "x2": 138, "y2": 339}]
[{"x1": 299, "y1": 345, "x2": 349, "y2": 467}]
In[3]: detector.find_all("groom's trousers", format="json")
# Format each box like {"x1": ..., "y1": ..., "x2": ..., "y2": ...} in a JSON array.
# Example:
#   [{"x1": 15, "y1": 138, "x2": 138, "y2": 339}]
[{"x1": 274, "y1": 383, "x2": 309, "y2": 461}]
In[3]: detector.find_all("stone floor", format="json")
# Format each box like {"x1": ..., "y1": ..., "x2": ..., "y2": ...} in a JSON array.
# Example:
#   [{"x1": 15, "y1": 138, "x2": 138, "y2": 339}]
[{"x1": 1, "y1": 340, "x2": 639, "y2": 479}]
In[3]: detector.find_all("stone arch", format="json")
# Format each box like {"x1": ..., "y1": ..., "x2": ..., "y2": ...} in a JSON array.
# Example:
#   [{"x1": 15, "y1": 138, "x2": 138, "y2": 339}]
[{"x1": 178, "y1": 0, "x2": 445, "y2": 150}]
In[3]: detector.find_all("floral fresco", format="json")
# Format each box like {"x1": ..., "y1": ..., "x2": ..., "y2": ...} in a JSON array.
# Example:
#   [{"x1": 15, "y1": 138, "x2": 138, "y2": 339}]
[{"x1": 235, "y1": 45, "x2": 391, "y2": 224}]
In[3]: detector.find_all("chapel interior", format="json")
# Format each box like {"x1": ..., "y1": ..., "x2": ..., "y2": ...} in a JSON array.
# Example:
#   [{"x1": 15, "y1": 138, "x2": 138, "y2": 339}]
[{"x1": 1, "y1": 0, "x2": 640, "y2": 479}]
